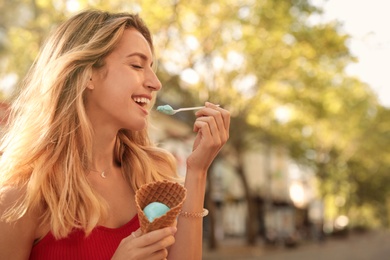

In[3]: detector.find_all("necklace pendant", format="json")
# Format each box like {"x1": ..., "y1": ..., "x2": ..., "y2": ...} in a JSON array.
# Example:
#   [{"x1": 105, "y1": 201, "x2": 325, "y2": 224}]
[{"x1": 101, "y1": 171, "x2": 107, "y2": 178}]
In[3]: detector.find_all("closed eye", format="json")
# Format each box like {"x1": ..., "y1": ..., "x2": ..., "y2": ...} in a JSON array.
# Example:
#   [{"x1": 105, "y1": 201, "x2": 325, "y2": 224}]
[{"x1": 132, "y1": 64, "x2": 143, "y2": 69}]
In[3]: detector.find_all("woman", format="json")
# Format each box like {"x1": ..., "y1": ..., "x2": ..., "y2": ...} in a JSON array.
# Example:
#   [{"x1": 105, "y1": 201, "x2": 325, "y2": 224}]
[{"x1": 0, "y1": 9, "x2": 230, "y2": 260}]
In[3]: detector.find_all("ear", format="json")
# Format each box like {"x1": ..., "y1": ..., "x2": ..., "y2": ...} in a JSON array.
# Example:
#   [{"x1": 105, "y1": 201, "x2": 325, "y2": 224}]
[{"x1": 86, "y1": 77, "x2": 95, "y2": 90}]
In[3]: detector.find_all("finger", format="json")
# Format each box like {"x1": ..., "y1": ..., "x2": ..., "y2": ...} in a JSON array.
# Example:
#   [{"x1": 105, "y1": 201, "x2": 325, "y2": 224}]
[
  {"x1": 196, "y1": 102, "x2": 230, "y2": 137},
  {"x1": 194, "y1": 117, "x2": 219, "y2": 143},
  {"x1": 199, "y1": 105, "x2": 224, "y2": 134},
  {"x1": 195, "y1": 113, "x2": 228, "y2": 146},
  {"x1": 193, "y1": 121, "x2": 223, "y2": 156},
  {"x1": 147, "y1": 235, "x2": 175, "y2": 255},
  {"x1": 139, "y1": 234, "x2": 175, "y2": 260},
  {"x1": 166, "y1": 220, "x2": 177, "y2": 251},
  {"x1": 129, "y1": 227, "x2": 175, "y2": 259},
  {"x1": 131, "y1": 228, "x2": 143, "y2": 239},
  {"x1": 193, "y1": 120, "x2": 214, "y2": 144},
  {"x1": 137, "y1": 226, "x2": 176, "y2": 248},
  {"x1": 172, "y1": 219, "x2": 177, "y2": 228},
  {"x1": 149, "y1": 248, "x2": 169, "y2": 260},
  {"x1": 205, "y1": 102, "x2": 231, "y2": 134}
]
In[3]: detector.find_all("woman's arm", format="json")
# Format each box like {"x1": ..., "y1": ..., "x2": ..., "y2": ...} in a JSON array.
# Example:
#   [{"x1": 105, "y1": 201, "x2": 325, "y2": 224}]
[
  {"x1": 0, "y1": 186, "x2": 38, "y2": 260},
  {"x1": 168, "y1": 102, "x2": 230, "y2": 260}
]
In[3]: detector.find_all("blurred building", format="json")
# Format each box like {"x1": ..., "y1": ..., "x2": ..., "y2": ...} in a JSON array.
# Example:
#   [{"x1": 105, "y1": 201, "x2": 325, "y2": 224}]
[{"x1": 150, "y1": 112, "x2": 323, "y2": 244}]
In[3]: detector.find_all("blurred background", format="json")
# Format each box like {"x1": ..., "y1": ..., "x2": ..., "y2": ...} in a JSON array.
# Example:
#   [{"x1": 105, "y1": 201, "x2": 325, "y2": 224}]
[{"x1": 1, "y1": 0, "x2": 390, "y2": 259}]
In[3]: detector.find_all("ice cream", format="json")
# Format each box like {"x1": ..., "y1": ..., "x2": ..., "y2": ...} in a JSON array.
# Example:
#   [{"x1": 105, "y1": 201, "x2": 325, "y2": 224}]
[
  {"x1": 156, "y1": 105, "x2": 175, "y2": 115},
  {"x1": 143, "y1": 202, "x2": 170, "y2": 222}
]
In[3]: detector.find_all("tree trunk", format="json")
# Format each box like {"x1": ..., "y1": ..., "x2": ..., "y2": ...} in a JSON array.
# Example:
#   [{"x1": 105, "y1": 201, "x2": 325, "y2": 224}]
[
  {"x1": 205, "y1": 162, "x2": 218, "y2": 249},
  {"x1": 236, "y1": 154, "x2": 258, "y2": 245}
]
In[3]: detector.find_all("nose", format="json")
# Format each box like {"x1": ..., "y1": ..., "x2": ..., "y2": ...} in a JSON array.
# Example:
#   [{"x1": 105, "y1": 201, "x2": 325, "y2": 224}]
[{"x1": 145, "y1": 69, "x2": 162, "y2": 91}]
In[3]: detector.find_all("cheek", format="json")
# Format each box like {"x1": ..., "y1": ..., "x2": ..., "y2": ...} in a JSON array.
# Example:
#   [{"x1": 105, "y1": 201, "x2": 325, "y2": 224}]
[
  {"x1": 103, "y1": 74, "x2": 128, "y2": 97},
  {"x1": 103, "y1": 89, "x2": 128, "y2": 109},
  {"x1": 98, "y1": 67, "x2": 141, "y2": 104}
]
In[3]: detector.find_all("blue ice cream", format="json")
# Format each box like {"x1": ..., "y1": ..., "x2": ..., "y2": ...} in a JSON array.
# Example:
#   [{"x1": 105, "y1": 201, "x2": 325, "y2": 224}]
[
  {"x1": 156, "y1": 105, "x2": 175, "y2": 115},
  {"x1": 143, "y1": 202, "x2": 170, "y2": 222}
]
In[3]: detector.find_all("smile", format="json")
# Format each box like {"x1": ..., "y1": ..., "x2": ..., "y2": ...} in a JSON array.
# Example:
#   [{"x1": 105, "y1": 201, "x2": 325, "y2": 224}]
[{"x1": 133, "y1": 97, "x2": 150, "y2": 106}]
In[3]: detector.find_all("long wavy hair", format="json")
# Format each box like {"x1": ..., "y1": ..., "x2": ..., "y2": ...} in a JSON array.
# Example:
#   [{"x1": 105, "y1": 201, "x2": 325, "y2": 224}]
[{"x1": 0, "y1": 9, "x2": 178, "y2": 238}]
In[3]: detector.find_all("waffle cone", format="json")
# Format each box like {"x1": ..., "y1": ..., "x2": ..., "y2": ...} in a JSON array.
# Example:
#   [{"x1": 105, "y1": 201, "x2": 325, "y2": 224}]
[{"x1": 135, "y1": 180, "x2": 187, "y2": 233}]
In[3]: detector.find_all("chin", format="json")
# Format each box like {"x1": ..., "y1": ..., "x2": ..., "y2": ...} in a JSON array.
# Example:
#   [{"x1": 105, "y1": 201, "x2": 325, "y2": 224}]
[{"x1": 125, "y1": 119, "x2": 148, "y2": 132}]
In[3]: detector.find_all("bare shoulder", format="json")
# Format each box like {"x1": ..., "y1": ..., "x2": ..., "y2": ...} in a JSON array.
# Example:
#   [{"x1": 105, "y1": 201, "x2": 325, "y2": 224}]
[{"x1": 0, "y1": 186, "x2": 39, "y2": 259}]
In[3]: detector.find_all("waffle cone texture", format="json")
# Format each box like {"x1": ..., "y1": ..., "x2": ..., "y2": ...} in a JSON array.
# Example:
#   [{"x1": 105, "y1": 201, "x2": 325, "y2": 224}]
[{"x1": 135, "y1": 180, "x2": 187, "y2": 233}]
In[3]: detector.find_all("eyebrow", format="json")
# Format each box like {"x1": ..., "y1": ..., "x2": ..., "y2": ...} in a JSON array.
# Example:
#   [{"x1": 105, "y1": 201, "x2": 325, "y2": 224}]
[{"x1": 126, "y1": 52, "x2": 154, "y2": 67}]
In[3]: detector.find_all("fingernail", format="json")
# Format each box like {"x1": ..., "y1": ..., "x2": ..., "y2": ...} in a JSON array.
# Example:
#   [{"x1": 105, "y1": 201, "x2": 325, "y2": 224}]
[{"x1": 171, "y1": 226, "x2": 177, "y2": 234}]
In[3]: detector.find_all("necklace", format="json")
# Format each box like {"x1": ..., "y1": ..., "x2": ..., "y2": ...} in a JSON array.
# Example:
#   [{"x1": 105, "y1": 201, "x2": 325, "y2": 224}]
[{"x1": 90, "y1": 169, "x2": 108, "y2": 179}]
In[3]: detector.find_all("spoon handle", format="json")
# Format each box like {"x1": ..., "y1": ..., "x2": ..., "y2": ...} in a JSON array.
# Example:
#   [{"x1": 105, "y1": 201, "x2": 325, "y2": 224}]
[
  {"x1": 176, "y1": 105, "x2": 220, "y2": 112},
  {"x1": 176, "y1": 106, "x2": 205, "y2": 112}
]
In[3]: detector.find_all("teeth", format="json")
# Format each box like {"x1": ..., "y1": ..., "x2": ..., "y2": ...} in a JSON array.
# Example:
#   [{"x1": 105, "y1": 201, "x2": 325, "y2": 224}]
[{"x1": 133, "y1": 97, "x2": 150, "y2": 104}]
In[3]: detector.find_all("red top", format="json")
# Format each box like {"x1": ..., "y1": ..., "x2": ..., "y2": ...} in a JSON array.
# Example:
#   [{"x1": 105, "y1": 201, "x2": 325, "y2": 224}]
[{"x1": 29, "y1": 214, "x2": 140, "y2": 260}]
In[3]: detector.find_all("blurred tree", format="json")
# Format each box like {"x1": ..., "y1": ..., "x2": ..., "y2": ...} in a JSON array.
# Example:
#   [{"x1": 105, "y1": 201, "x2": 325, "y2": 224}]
[
  {"x1": 147, "y1": 0, "x2": 390, "y2": 240},
  {"x1": 0, "y1": 0, "x2": 69, "y2": 98},
  {"x1": 147, "y1": 0, "x2": 380, "y2": 244}
]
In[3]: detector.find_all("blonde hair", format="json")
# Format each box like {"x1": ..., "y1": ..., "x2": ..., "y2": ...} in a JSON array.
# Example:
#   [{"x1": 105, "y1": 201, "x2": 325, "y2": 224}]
[{"x1": 0, "y1": 10, "x2": 178, "y2": 238}]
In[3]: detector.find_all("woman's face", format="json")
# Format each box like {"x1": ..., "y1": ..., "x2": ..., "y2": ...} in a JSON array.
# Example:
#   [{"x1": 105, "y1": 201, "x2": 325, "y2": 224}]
[{"x1": 85, "y1": 28, "x2": 161, "y2": 132}]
